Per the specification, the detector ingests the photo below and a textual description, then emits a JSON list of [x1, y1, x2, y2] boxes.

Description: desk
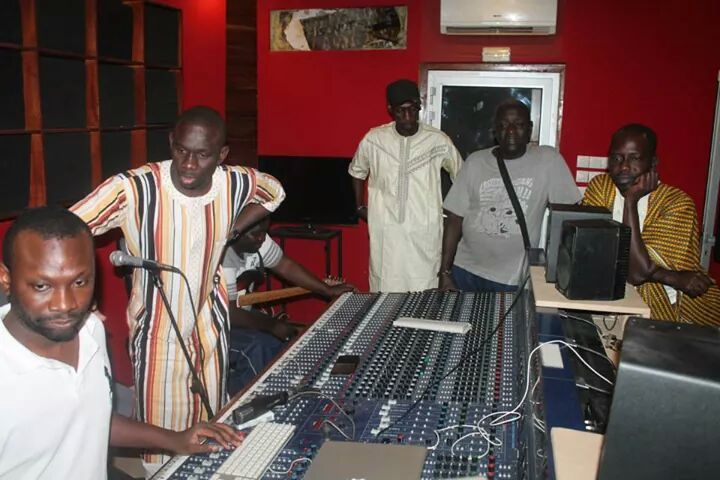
[[530, 266, 650, 317], [271, 226, 342, 278], [551, 428, 603, 480], [533, 266, 641, 480], [530, 266, 649, 362]]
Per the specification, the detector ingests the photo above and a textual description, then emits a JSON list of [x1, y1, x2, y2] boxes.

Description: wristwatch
[[437, 269, 452, 277]]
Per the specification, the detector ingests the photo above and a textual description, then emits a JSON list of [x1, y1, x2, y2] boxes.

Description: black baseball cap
[[386, 79, 420, 107]]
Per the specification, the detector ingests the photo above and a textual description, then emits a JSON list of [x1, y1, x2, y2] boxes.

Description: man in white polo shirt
[[0, 206, 242, 480]]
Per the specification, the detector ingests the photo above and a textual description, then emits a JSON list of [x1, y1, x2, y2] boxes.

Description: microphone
[[109, 250, 180, 273]]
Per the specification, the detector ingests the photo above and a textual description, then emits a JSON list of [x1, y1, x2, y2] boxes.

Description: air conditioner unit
[[440, 0, 557, 35]]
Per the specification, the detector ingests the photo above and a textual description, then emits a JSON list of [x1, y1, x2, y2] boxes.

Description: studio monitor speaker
[[555, 219, 630, 300]]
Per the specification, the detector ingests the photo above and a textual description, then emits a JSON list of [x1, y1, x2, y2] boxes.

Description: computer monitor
[[258, 155, 358, 226]]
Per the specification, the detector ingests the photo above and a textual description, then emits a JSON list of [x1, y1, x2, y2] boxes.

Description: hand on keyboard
[[169, 422, 246, 455]]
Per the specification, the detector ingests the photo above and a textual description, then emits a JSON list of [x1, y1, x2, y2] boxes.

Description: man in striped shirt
[[71, 106, 285, 470]]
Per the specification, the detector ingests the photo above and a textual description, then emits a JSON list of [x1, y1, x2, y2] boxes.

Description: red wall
[[158, 0, 227, 113], [4, 0, 720, 380], [258, 0, 720, 314], [0, 0, 227, 384]]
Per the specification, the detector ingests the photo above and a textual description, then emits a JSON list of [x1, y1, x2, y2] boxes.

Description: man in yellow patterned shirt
[[583, 124, 719, 325]]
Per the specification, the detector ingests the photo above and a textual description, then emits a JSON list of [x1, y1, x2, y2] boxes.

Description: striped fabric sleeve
[[252, 169, 285, 212], [222, 264, 238, 300], [70, 175, 128, 236], [581, 174, 614, 210], [642, 187, 699, 272], [258, 235, 283, 269]]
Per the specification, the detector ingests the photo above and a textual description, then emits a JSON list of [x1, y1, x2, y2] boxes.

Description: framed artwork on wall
[[270, 7, 407, 51], [420, 64, 565, 159]]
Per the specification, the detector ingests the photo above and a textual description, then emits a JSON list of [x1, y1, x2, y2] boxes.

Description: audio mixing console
[[153, 289, 546, 480]]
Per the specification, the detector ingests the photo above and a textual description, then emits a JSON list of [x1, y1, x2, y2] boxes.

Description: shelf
[[0, 0, 181, 217]]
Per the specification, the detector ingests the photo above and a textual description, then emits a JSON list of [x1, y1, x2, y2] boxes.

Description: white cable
[[530, 376, 542, 405], [239, 349, 258, 376], [289, 391, 356, 439], [562, 343, 616, 371], [482, 340, 613, 428], [429, 424, 483, 450], [433, 423, 503, 456], [450, 431, 492, 457], [323, 419, 353, 440], [268, 457, 312, 475], [554, 340, 614, 386], [478, 410, 522, 427], [434, 340, 614, 456]]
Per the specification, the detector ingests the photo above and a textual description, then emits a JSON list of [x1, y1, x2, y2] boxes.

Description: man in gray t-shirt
[[440, 100, 581, 290]]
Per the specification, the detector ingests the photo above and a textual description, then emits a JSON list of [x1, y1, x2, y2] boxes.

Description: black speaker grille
[[613, 225, 631, 298]]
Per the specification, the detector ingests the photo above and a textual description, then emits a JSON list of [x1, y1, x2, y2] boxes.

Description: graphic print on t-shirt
[[471, 177, 533, 238]]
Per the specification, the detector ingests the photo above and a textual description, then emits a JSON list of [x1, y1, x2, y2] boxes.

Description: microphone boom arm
[[148, 271, 215, 419]]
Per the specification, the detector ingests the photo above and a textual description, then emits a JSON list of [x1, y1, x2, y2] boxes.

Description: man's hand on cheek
[[625, 171, 659, 202]]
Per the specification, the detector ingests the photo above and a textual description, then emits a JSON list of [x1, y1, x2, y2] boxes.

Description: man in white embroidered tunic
[[349, 79, 463, 292]]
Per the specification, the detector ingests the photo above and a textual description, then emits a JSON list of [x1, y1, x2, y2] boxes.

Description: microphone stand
[[148, 269, 215, 419]]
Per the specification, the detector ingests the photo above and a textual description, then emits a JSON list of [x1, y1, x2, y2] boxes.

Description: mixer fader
[[154, 290, 540, 480]]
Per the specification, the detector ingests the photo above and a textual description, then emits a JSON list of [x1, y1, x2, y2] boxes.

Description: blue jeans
[[227, 328, 285, 396], [452, 265, 516, 293]]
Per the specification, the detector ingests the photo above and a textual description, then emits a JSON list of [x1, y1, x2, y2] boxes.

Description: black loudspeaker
[[545, 203, 611, 282], [555, 219, 630, 300], [598, 317, 720, 480]]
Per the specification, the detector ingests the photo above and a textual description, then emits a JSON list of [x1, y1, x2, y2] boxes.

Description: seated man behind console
[[582, 124, 720, 325], [222, 218, 354, 395]]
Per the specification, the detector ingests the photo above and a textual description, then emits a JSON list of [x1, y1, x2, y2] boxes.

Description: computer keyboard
[[210, 422, 296, 480]]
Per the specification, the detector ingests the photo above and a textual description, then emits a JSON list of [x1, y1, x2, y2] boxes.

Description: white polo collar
[[0, 304, 101, 376]]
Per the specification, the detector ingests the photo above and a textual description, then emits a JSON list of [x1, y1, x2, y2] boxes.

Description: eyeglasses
[[391, 103, 421, 115]]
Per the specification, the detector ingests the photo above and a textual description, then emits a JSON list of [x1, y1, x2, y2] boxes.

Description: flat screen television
[[258, 155, 358, 225]]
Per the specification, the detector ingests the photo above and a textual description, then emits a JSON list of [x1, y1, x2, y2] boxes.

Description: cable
[[558, 311, 603, 335], [288, 391, 356, 439], [478, 340, 614, 431], [561, 342, 616, 372], [268, 457, 312, 475], [428, 424, 483, 450], [373, 273, 531, 438], [575, 382, 612, 395], [450, 430, 496, 457], [430, 424, 502, 458], [323, 419, 353, 440], [602, 315, 619, 331], [530, 376, 546, 433], [239, 349, 259, 376]]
